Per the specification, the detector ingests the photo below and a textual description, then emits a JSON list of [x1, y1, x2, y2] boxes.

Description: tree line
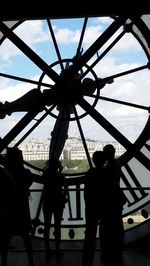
[[27, 159, 89, 173]]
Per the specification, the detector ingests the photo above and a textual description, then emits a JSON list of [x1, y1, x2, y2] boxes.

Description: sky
[[0, 16, 150, 145], [1, 17, 150, 216]]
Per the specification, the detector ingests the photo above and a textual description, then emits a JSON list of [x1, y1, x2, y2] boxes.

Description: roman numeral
[[121, 164, 149, 208]]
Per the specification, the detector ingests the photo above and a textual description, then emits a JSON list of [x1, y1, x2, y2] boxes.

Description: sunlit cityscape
[[12, 137, 125, 161]]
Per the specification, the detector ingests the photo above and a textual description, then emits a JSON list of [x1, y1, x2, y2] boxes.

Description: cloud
[[0, 81, 34, 102], [0, 20, 49, 61], [0, 18, 149, 143]]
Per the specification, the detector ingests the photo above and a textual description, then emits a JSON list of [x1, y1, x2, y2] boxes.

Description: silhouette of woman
[[6, 147, 34, 266], [102, 144, 125, 266], [82, 150, 107, 266], [0, 164, 15, 266], [42, 157, 67, 258]]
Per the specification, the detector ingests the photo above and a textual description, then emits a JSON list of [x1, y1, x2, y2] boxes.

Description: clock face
[[0, 15, 150, 239]]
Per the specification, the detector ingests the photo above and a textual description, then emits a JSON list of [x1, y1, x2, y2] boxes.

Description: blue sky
[[0, 16, 149, 144]]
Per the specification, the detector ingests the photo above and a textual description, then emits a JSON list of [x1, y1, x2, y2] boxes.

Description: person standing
[[42, 157, 67, 258], [0, 163, 15, 266], [102, 144, 125, 266], [6, 147, 34, 266], [82, 150, 107, 266]]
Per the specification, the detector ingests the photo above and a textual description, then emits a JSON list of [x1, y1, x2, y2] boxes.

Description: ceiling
[[1, 3, 150, 21]]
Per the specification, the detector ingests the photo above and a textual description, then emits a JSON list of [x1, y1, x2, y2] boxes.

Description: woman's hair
[[92, 150, 106, 167], [103, 144, 115, 159], [6, 147, 23, 168]]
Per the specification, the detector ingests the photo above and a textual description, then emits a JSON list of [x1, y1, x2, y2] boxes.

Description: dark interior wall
[[1, 3, 150, 21]]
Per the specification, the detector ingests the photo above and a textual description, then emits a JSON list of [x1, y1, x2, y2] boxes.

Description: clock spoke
[[63, 16, 127, 80], [73, 104, 92, 167], [0, 21, 59, 83], [78, 97, 132, 149], [14, 104, 56, 147], [1, 14, 150, 236], [75, 17, 88, 59], [102, 63, 149, 84], [129, 15, 150, 48], [85, 94, 149, 111], [0, 107, 40, 152], [81, 28, 126, 79], [0, 72, 52, 89], [47, 19, 64, 71], [78, 97, 150, 170]]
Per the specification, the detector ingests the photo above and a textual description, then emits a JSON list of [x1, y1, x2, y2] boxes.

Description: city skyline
[[12, 135, 125, 161], [0, 17, 149, 147]]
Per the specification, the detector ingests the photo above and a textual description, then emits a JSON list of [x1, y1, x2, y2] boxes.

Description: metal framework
[[0, 10, 150, 243]]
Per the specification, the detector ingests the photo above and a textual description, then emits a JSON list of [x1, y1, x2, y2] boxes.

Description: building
[[18, 137, 125, 161]]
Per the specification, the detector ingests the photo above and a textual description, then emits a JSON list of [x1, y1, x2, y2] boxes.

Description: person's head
[[6, 147, 23, 168], [92, 150, 106, 167], [103, 144, 115, 160]]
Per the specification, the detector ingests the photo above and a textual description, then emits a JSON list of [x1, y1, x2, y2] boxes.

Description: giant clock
[[0, 14, 150, 242]]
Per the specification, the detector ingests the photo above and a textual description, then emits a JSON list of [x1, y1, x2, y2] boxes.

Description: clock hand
[[61, 16, 127, 82], [78, 97, 150, 170], [82, 77, 114, 96], [49, 104, 71, 160], [0, 88, 55, 119], [0, 21, 59, 83], [48, 77, 111, 160]]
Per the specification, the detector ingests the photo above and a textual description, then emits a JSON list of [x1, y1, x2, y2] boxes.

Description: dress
[[42, 168, 66, 220], [5, 147, 34, 266], [101, 159, 125, 266], [9, 167, 33, 235], [0, 166, 15, 235], [82, 166, 106, 266], [42, 163, 67, 255]]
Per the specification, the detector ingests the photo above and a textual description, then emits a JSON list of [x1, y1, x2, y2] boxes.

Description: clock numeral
[[66, 184, 83, 222], [121, 164, 149, 207], [145, 142, 150, 153]]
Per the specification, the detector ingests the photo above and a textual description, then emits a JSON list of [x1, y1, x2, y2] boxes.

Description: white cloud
[[15, 20, 49, 44], [112, 32, 142, 52], [0, 18, 149, 143], [0, 20, 49, 61], [0, 82, 33, 102], [54, 28, 80, 44], [95, 17, 113, 24]]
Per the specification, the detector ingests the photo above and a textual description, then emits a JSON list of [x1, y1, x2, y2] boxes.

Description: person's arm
[[62, 175, 69, 203]]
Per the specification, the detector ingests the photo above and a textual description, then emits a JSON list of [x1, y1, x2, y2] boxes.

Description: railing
[[29, 174, 150, 241]]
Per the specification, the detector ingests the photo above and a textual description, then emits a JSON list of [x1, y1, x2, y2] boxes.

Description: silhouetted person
[[6, 147, 34, 266], [102, 144, 125, 266], [82, 151, 107, 266], [42, 157, 67, 258], [0, 164, 15, 266]]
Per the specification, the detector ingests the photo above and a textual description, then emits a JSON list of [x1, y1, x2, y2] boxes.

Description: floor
[[1, 236, 150, 266], [3, 248, 150, 266]]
